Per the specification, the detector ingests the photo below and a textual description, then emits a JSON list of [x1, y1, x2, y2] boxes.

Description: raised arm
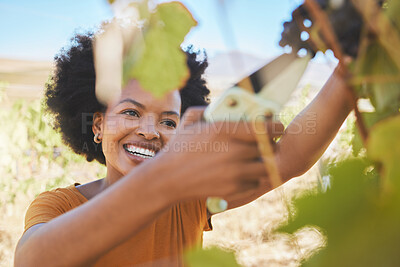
[[276, 66, 352, 180], [226, 65, 352, 210]]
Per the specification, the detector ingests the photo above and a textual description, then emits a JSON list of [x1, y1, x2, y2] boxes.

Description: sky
[[0, 0, 304, 61]]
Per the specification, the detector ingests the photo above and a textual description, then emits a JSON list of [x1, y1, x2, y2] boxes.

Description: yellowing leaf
[[124, 1, 197, 97]]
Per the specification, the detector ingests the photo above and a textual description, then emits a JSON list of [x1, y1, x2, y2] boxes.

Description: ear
[[92, 112, 104, 138]]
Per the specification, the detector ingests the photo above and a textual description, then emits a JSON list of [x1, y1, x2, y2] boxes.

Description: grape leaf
[[352, 111, 394, 156], [367, 115, 400, 186], [385, 0, 400, 31], [277, 159, 391, 267], [124, 1, 197, 97], [278, 159, 378, 234], [185, 247, 240, 267], [278, 157, 400, 267], [355, 41, 400, 113]]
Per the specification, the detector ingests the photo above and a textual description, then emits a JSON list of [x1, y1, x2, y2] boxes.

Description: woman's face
[[96, 80, 181, 178]]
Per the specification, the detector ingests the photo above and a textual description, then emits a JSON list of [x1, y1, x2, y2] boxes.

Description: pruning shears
[[204, 52, 311, 213]]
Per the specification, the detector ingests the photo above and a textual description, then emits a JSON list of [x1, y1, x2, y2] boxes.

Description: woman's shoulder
[[61, 183, 88, 200], [37, 183, 88, 206], [24, 183, 88, 232]]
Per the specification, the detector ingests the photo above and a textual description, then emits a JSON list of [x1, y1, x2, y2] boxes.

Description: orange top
[[24, 183, 211, 267]]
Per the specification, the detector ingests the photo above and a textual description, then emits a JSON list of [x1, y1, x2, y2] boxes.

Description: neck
[[102, 166, 125, 190]]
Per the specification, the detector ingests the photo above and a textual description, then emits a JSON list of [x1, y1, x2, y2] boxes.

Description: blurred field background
[[0, 56, 352, 266]]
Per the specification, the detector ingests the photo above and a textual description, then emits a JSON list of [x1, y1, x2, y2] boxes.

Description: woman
[[15, 23, 352, 264], [14, 33, 284, 266]]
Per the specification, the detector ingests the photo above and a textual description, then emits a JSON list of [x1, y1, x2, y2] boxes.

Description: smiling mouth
[[123, 144, 156, 159]]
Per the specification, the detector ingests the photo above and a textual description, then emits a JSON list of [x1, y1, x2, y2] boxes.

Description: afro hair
[[45, 32, 210, 165]]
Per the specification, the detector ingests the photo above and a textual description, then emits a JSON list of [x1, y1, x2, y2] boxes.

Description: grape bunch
[[279, 0, 384, 58]]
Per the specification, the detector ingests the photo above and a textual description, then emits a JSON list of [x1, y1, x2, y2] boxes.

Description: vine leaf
[[352, 111, 393, 156], [123, 1, 197, 97], [355, 40, 400, 113], [385, 0, 400, 31], [278, 159, 377, 235], [185, 247, 240, 267], [367, 115, 400, 186], [277, 159, 391, 267]]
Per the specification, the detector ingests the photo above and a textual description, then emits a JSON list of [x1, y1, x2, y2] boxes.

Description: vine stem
[[253, 119, 282, 189], [304, 0, 369, 144]]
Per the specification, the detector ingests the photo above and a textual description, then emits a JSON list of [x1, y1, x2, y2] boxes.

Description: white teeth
[[145, 149, 155, 157], [125, 145, 155, 158]]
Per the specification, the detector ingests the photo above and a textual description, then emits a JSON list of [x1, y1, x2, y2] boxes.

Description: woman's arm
[[225, 66, 352, 210], [15, 108, 271, 266], [276, 66, 352, 180], [15, 160, 183, 266]]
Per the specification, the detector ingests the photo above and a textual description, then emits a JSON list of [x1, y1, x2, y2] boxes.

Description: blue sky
[[0, 0, 303, 61]]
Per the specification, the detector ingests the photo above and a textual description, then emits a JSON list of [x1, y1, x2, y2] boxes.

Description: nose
[[135, 117, 160, 140]]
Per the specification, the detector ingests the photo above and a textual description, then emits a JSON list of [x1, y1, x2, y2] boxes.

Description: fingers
[[223, 176, 272, 208], [180, 106, 206, 127], [236, 161, 268, 180], [229, 142, 262, 161], [265, 119, 285, 139]]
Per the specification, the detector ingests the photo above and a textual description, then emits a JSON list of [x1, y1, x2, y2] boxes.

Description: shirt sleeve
[[24, 185, 86, 233], [24, 191, 64, 232]]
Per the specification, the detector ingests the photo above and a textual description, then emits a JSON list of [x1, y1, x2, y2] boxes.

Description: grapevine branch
[[351, 0, 400, 72], [304, 0, 369, 144], [253, 119, 282, 189], [351, 75, 400, 85]]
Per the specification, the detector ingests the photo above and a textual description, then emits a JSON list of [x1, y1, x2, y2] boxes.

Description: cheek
[[159, 128, 177, 143], [102, 117, 139, 153], [103, 117, 138, 137]]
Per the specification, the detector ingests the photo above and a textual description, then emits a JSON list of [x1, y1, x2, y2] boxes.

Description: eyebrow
[[119, 98, 146, 109], [162, 111, 180, 117], [119, 98, 180, 117]]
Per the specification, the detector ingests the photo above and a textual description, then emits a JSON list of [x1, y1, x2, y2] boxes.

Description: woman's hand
[[152, 107, 284, 201]]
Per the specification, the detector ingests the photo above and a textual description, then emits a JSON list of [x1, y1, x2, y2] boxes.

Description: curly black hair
[[45, 32, 210, 165]]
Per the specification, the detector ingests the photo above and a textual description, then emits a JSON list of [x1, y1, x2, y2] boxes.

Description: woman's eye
[[161, 120, 177, 128], [122, 110, 140, 117]]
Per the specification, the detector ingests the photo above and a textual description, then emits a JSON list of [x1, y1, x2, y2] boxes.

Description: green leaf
[[185, 247, 241, 267], [124, 1, 197, 97], [352, 111, 395, 156], [278, 158, 377, 234], [367, 115, 400, 186], [355, 41, 400, 113], [278, 158, 389, 267], [385, 0, 400, 35]]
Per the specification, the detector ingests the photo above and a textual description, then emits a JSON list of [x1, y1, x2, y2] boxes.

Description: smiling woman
[[96, 80, 182, 180], [14, 32, 284, 267], [11, 10, 358, 264]]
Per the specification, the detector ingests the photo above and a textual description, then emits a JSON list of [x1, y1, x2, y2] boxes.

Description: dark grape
[[280, 0, 384, 58]]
